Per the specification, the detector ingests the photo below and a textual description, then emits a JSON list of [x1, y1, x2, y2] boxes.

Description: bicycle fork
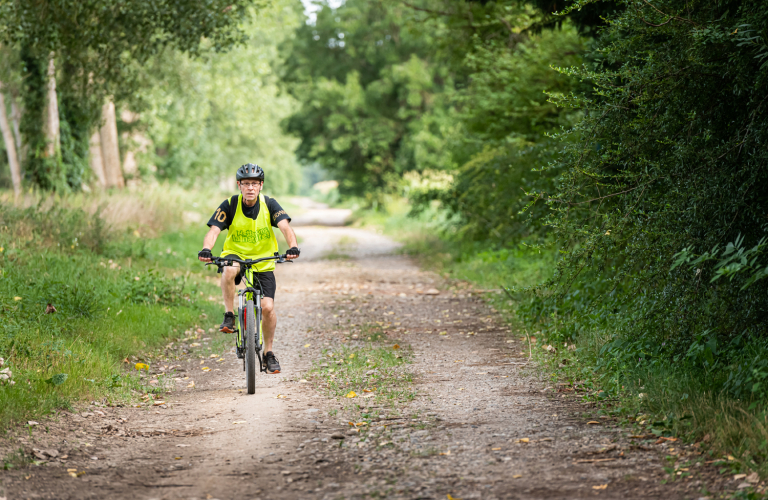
[[237, 291, 266, 372]]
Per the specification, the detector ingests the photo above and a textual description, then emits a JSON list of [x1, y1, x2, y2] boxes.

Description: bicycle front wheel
[[245, 298, 257, 394]]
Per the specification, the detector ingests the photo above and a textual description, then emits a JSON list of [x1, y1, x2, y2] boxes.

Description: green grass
[[306, 342, 415, 406], [2, 447, 31, 470], [0, 201, 223, 429]]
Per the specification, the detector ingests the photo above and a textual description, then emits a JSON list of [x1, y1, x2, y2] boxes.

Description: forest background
[[1, 0, 767, 479]]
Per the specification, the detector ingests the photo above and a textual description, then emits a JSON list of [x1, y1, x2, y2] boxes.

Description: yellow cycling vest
[[221, 194, 279, 272]]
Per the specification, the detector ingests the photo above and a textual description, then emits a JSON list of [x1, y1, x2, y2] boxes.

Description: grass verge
[[306, 341, 414, 407], [0, 197, 223, 430]]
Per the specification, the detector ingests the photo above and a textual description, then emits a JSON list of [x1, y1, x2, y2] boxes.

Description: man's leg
[[257, 271, 280, 373], [221, 263, 240, 312], [219, 263, 240, 333], [262, 297, 276, 353]]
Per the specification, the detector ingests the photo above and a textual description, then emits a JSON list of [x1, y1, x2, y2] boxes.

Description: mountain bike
[[206, 252, 291, 394]]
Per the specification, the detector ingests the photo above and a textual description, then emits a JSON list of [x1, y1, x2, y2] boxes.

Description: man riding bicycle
[[197, 163, 299, 374]]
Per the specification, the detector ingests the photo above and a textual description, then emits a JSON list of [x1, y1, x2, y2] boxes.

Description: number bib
[[221, 194, 279, 272]]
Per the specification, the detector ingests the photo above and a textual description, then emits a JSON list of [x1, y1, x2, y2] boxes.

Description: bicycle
[[206, 252, 291, 394]]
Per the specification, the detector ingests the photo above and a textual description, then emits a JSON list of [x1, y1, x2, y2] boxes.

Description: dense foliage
[[536, 0, 768, 399], [282, 1, 588, 236], [285, 0, 768, 412], [0, 0, 303, 192], [282, 1, 454, 196], [134, 0, 303, 191]]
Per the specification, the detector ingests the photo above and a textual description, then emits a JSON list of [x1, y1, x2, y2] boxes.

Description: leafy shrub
[[533, 0, 768, 399], [122, 268, 193, 305]]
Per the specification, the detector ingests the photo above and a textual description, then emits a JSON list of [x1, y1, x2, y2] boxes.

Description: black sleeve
[[207, 198, 232, 230], [265, 196, 291, 227]]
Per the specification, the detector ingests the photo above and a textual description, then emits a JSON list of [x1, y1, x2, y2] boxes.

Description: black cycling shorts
[[223, 256, 277, 299]]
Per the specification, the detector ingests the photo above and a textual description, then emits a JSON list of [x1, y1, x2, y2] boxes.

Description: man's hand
[[286, 247, 300, 260], [198, 248, 213, 262]]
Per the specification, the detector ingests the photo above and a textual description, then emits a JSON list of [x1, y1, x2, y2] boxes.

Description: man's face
[[238, 180, 263, 201]]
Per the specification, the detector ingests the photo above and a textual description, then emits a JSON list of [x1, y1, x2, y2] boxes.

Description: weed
[[2, 448, 30, 470], [360, 323, 387, 342], [308, 343, 414, 402]]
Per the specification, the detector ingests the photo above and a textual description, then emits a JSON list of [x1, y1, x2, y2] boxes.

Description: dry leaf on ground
[[516, 438, 529, 443], [593, 485, 608, 490], [655, 436, 678, 444]]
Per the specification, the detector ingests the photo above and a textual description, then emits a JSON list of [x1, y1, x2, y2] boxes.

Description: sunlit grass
[[0, 198, 224, 429], [306, 343, 414, 405]]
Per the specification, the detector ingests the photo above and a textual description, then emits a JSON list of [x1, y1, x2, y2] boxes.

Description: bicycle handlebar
[[204, 252, 292, 269]]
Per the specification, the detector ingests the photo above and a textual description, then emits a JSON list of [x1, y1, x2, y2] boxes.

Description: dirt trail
[[1, 222, 714, 500]]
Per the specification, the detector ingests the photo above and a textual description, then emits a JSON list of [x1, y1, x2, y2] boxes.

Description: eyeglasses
[[240, 182, 261, 189]]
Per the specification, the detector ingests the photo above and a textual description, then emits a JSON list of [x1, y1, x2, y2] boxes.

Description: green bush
[[534, 0, 768, 396]]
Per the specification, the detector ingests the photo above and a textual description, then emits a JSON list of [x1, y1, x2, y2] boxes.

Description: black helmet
[[236, 163, 264, 182]]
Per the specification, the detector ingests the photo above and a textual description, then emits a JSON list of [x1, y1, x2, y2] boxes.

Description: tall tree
[[0, 83, 21, 196], [99, 100, 123, 188], [41, 54, 60, 159], [282, 0, 452, 197], [0, 0, 257, 190], [139, 0, 303, 192], [88, 130, 106, 188]]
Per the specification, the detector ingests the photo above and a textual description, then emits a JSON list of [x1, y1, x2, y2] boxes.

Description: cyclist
[[197, 163, 300, 374]]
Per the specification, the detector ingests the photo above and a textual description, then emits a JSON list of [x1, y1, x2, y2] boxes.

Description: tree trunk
[[0, 85, 21, 196], [10, 101, 21, 153], [88, 131, 106, 188], [99, 100, 123, 188], [42, 53, 60, 158]]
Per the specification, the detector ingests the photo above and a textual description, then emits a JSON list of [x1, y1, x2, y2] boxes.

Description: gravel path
[[0, 223, 717, 499]]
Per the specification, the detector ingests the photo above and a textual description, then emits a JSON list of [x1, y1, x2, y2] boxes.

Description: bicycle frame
[[236, 266, 265, 372]]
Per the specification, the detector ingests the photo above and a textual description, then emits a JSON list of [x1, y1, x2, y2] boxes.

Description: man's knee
[[262, 299, 275, 314], [222, 265, 239, 282]]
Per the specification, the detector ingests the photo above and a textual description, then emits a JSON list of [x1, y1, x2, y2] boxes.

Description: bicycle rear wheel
[[245, 298, 257, 394]]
